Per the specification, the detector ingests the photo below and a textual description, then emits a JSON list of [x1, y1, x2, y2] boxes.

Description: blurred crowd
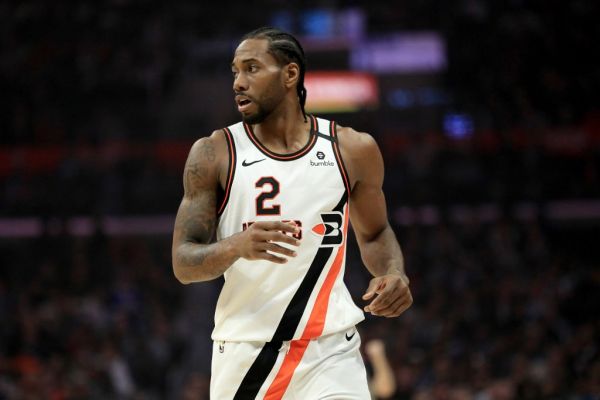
[[445, 0, 599, 129], [1, 1, 598, 142], [1, 1, 599, 399], [0, 231, 206, 399], [3, 128, 599, 218], [1, 1, 599, 216], [0, 218, 597, 399], [357, 219, 599, 400]]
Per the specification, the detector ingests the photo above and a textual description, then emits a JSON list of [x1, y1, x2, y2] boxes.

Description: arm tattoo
[[183, 162, 208, 197], [176, 191, 216, 243], [200, 141, 216, 162], [175, 244, 210, 268], [173, 189, 217, 268], [173, 136, 237, 281], [183, 139, 216, 196]]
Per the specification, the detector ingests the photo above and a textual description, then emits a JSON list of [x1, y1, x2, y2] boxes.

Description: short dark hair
[[241, 27, 308, 121]]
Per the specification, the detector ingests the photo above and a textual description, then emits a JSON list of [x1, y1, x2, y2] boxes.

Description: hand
[[233, 221, 300, 264], [362, 274, 412, 317], [365, 339, 386, 359]]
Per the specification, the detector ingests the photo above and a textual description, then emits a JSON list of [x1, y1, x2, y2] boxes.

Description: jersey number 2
[[255, 177, 280, 215]]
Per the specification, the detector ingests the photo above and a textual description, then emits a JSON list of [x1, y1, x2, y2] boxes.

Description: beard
[[239, 81, 285, 124], [241, 105, 268, 124]]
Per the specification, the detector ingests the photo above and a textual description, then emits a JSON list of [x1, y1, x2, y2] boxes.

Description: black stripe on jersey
[[333, 192, 348, 213], [231, 189, 348, 397], [330, 120, 352, 196], [313, 131, 337, 143], [271, 246, 334, 342], [243, 115, 319, 161], [217, 127, 236, 216], [233, 340, 282, 400]]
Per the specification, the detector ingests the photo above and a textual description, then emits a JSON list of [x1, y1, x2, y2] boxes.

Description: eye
[[248, 64, 259, 73]]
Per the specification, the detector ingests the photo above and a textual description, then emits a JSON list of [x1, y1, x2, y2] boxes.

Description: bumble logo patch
[[310, 151, 334, 167]]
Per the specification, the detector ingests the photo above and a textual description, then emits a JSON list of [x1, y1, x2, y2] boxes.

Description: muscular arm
[[341, 128, 407, 280], [172, 131, 300, 284], [339, 127, 411, 317], [172, 131, 238, 283]]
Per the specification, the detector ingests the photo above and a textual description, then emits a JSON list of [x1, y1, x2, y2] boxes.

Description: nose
[[233, 72, 248, 93]]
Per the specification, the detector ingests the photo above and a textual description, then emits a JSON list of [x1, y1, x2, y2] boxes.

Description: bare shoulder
[[336, 125, 380, 158], [183, 129, 229, 194], [336, 125, 383, 187], [187, 129, 228, 164]]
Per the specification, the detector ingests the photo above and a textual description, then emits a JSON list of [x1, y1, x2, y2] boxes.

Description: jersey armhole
[[330, 121, 351, 197], [217, 127, 236, 216]]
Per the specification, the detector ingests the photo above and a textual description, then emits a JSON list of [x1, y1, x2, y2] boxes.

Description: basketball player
[[172, 27, 412, 399]]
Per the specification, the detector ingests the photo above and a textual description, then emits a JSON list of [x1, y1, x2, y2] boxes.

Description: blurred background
[[1, 1, 599, 399]]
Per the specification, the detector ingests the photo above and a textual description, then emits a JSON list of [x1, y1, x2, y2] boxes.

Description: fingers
[[252, 220, 299, 235], [241, 220, 301, 263], [247, 241, 297, 263], [362, 277, 385, 300], [376, 292, 410, 317], [258, 251, 289, 264], [391, 296, 412, 317], [262, 230, 300, 247], [367, 285, 401, 311], [365, 285, 413, 317], [261, 242, 297, 258], [250, 221, 301, 246]]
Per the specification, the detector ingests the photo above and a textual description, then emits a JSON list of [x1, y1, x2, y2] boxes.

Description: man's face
[[231, 39, 286, 124]]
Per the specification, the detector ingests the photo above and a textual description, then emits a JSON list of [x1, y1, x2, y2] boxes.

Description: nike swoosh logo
[[242, 158, 266, 167], [345, 331, 356, 341]]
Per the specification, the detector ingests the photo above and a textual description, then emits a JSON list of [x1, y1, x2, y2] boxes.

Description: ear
[[283, 62, 300, 89]]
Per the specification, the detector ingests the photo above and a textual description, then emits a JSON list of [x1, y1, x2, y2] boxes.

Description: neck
[[251, 100, 310, 153]]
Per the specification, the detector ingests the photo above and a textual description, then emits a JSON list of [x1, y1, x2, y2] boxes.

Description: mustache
[[234, 92, 255, 101]]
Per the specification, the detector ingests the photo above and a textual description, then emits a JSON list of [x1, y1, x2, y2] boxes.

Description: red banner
[[304, 72, 379, 113]]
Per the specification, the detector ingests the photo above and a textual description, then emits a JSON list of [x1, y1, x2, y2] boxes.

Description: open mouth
[[236, 95, 253, 112]]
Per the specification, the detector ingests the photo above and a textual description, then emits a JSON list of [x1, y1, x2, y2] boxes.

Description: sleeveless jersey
[[213, 115, 364, 342]]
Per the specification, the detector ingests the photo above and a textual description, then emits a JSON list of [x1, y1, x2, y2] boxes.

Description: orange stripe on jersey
[[217, 127, 236, 216], [301, 203, 349, 339], [264, 204, 350, 398], [263, 340, 310, 400]]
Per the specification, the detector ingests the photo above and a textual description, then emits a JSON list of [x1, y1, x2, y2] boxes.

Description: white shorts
[[210, 327, 370, 400]]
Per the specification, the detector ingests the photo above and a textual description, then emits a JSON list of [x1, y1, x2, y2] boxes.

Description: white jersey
[[213, 115, 364, 342]]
